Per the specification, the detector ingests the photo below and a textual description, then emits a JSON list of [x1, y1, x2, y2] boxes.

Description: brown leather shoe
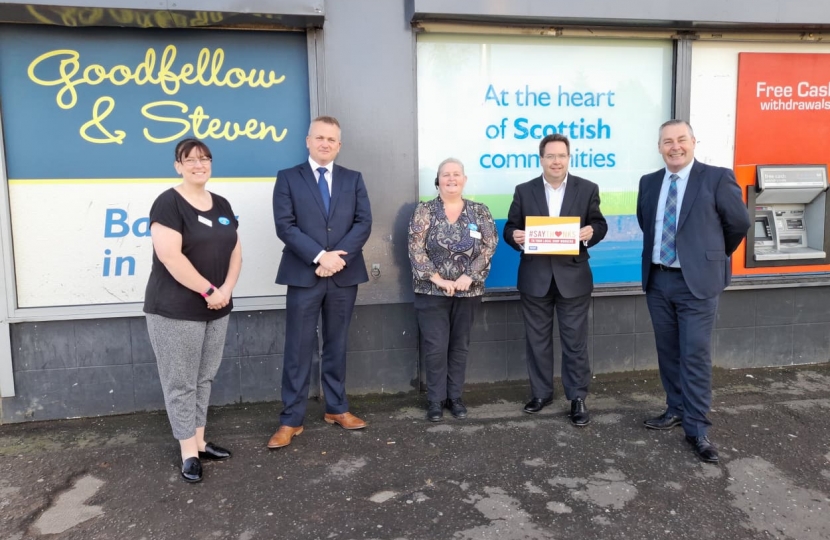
[[324, 412, 367, 430], [267, 425, 304, 448]]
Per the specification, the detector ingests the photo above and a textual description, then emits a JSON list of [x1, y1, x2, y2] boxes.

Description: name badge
[[470, 230, 482, 239], [198, 215, 213, 227]]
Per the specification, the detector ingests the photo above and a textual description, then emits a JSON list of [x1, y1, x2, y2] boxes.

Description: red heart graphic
[[554, 231, 562, 237]]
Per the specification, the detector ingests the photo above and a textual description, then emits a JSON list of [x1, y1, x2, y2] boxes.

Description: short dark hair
[[539, 133, 570, 157], [175, 138, 212, 162], [311, 115, 341, 129]]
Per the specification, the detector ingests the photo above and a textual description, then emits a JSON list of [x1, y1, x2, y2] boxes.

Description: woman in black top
[[144, 138, 242, 483]]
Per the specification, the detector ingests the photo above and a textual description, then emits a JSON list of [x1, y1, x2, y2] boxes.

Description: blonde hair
[[437, 157, 465, 176]]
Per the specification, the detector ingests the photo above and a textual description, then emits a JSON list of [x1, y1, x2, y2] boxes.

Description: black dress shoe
[[523, 397, 554, 414], [644, 410, 683, 430], [181, 457, 203, 483], [685, 435, 719, 463], [447, 398, 467, 419], [198, 442, 231, 461], [569, 398, 590, 426], [427, 401, 444, 422]]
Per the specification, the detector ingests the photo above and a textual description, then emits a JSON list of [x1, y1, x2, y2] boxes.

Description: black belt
[[652, 263, 682, 273]]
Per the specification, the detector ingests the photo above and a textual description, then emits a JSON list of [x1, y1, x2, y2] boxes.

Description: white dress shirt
[[309, 157, 333, 195], [544, 174, 568, 217]]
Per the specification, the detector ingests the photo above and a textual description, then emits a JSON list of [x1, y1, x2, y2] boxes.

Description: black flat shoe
[[199, 442, 231, 461], [427, 401, 444, 422], [447, 398, 468, 419], [181, 457, 203, 483], [685, 435, 720, 464], [644, 410, 683, 430], [569, 398, 590, 426], [523, 396, 554, 414]]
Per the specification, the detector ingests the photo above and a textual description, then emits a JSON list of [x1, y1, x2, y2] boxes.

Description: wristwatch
[[201, 286, 215, 298]]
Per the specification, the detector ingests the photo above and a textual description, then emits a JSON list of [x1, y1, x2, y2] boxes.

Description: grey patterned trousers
[[145, 313, 230, 440]]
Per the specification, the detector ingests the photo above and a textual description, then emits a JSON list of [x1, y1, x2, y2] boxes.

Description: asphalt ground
[[1, 363, 830, 540]]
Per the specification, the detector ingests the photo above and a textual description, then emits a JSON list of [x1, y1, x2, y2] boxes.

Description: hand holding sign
[[524, 216, 581, 255]]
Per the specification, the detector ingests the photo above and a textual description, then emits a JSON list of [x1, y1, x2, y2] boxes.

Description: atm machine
[[746, 165, 830, 267]]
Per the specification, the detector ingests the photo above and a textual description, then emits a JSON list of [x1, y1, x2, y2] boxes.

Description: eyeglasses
[[181, 157, 212, 166], [543, 154, 569, 162]]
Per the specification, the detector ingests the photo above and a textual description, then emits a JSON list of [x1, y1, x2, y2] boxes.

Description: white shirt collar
[[665, 160, 694, 182], [543, 173, 568, 191], [309, 157, 334, 176]]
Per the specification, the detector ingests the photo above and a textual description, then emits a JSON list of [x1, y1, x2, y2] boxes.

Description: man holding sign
[[504, 134, 607, 426]]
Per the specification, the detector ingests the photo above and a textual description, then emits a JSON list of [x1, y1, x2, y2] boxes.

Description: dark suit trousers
[[646, 269, 718, 438], [280, 278, 357, 427], [520, 277, 591, 401], [414, 293, 480, 403]]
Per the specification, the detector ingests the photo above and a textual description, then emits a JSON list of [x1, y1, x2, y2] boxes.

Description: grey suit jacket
[[503, 174, 608, 298], [636, 160, 750, 299]]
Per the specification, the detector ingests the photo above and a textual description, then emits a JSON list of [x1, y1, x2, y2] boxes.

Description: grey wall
[[3, 286, 829, 423], [412, 0, 830, 27], [320, 0, 419, 306], [0, 303, 420, 423]]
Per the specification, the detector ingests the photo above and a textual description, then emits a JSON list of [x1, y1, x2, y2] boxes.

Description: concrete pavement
[[1, 363, 830, 540]]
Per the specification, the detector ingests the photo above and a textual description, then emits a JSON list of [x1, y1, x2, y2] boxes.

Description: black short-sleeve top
[[143, 188, 239, 321]]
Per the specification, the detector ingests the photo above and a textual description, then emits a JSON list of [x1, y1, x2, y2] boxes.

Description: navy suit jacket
[[503, 174, 608, 298], [636, 160, 750, 299], [273, 161, 372, 288]]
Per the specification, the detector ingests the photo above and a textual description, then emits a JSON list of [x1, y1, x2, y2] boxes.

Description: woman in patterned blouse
[[408, 158, 499, 422]]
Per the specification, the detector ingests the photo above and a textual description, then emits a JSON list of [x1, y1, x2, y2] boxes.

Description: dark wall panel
[[3, 287, 830, 423]]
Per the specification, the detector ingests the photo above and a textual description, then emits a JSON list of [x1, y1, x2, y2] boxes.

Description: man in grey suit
[[637, 119, 750, 463], [504, 134, 608, 426]]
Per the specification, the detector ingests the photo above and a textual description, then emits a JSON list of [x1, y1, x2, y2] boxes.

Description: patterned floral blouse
[[408, 197, 499, 297]]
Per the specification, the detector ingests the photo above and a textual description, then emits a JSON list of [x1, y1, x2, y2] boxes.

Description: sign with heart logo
[[524, 216, 581, 255]]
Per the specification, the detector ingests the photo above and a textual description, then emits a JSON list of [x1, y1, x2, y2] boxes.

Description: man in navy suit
[[637, 120, 749, 463], [268, 116, 372, 449], [504, 134, 607, 426]]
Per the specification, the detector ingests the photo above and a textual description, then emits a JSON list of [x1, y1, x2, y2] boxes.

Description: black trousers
[[520, 275, 591, 401], [415, 293, 481, 403]]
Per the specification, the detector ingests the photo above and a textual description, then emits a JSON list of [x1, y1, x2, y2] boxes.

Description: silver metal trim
[[674, 38, 693, 121], [0, 106, 15, 396]]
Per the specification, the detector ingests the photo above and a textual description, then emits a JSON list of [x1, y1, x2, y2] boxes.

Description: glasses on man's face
[[543, 154, 569, 162], [181, 157, 212, 166]]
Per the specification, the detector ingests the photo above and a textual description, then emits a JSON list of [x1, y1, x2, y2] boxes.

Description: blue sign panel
[[0, 25, 310, 307], [0, 25, 310, 180]]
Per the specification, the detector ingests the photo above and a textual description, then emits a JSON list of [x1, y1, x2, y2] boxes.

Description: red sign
[[733, 52, 830, 276], [735, 53, 830, 165]]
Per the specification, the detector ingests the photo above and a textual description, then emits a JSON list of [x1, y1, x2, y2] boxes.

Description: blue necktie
[[317, 167, 330, 214], [660, 173, 679, 266]]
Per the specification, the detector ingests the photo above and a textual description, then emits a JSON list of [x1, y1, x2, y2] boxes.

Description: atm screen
[[755, 217, 772, 241]]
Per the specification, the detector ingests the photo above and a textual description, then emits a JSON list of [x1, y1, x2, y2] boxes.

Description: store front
[[1, 0, 829, 423]]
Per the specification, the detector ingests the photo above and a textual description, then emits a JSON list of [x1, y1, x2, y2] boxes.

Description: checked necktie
[[317, 167, 330, 214], [659, 173, 679, 265]]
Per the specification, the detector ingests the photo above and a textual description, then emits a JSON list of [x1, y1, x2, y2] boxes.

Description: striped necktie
[[660, 173, 679, 265]]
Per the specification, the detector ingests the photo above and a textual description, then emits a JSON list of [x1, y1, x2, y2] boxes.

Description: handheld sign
[[525, 216, 581, 255]]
